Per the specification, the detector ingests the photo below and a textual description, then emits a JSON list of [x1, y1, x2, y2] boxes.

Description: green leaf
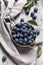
[[28, 20, 37, 25], [36, 46, 42, 59], [28, 2, 33, 10], [24, 1, 33, 10], [24, 0, 38, 10]]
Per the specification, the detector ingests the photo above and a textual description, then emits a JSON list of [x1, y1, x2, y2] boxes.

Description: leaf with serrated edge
[[36, 46, 42, 59], [24, 0, 38, 10], [28, 20, 37, 26]]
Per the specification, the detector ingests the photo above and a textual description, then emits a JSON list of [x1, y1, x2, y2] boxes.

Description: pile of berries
[[11, 22, 40, 45], [25, 7, 38, 20]]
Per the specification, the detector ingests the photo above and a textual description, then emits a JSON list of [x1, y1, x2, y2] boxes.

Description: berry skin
[[15, 0, 18, 2], [19, 41, 22, 44], [25, 10, 29, 15], [20, 18, 24, 22], [29, 35, 33, 39], [2, 56, 7, 62], [22, 26, 26, 29], [31, 12, 34, 17], [16, 28, 19, 32], [12, 34, 16, 40], [12, 31, 15, 35], [27, 30, 30, 34], [30, 31, 33, 35], [12, 26, 17, 31], [19, 38, 23, 44], [20, 28, 23, 32], [16, 34, 20, 38], [32, 15, 37, 20], [15, 39, 18, 43], [23, 29, 27, 33], [32, 34, 36, 40], [20, 34, 23, 38], [24, 38, 28, 43], [31, 38, 34, 42], [33, 30, 36, 34], [36, 30, 40, 35], [24, 33, 28, 37], [34, 7, 38, 13], [28, 40, 32, 44]]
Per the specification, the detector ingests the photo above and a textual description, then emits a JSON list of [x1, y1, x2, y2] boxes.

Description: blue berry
[[20, 28, 23, 32], [31, 38, 34, 42], [12, 34, 16, 40], [30, 32, 33, 35], [24, 38, 28, 43], [12, 31, 15, 35], [28, 40, 32, 44], [34, 7, 38, 13], [25, 10, 29, 15], [12, 26, 17, 31], [20, 22, 25, 26], [16, 28, 19, 32], [22, 26, 26, 29], [24, 33, 28, 37], [31, 12, 34, 17], [19, 38, 22, 44], [32, 34, 36, 40], [27, 30, 30, 34], [23, 29, 27, 33], [2, 56, 7, 62], [29, 35, 33, 39], [19, 41, 22, 44], [20, 34, 23, 38], [15, 39, 18, 43], [33, 30, 36, 34], [36, 30, 40, 35], [20, 18, 24, 22], [15, 0, 18, 2], [16, 23, 21, 28], [16, 34, 20, 38], [32, 15, 37, 20]]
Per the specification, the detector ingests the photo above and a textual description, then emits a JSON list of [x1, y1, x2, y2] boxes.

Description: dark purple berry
[[32, 15, 37, 20], [25, 10, 29, 15], [36, 30, 40, 35], [34, 7, 38, 13], [20, 18, 24, 22], [2, 56, 7, 62], [31, 12, 34, 17], [15, 0, 18, 2]]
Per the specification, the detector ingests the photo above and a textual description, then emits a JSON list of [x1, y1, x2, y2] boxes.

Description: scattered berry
[[34, 7, 38, 13], [2, 56, 7, 62], [25, 9, 29, 15], [31, 12, 34, 17], [32, 15, 37, 20], [36, 30, 40, 35], [15, 0, 18, 2], [20, 18, 24, 22]]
